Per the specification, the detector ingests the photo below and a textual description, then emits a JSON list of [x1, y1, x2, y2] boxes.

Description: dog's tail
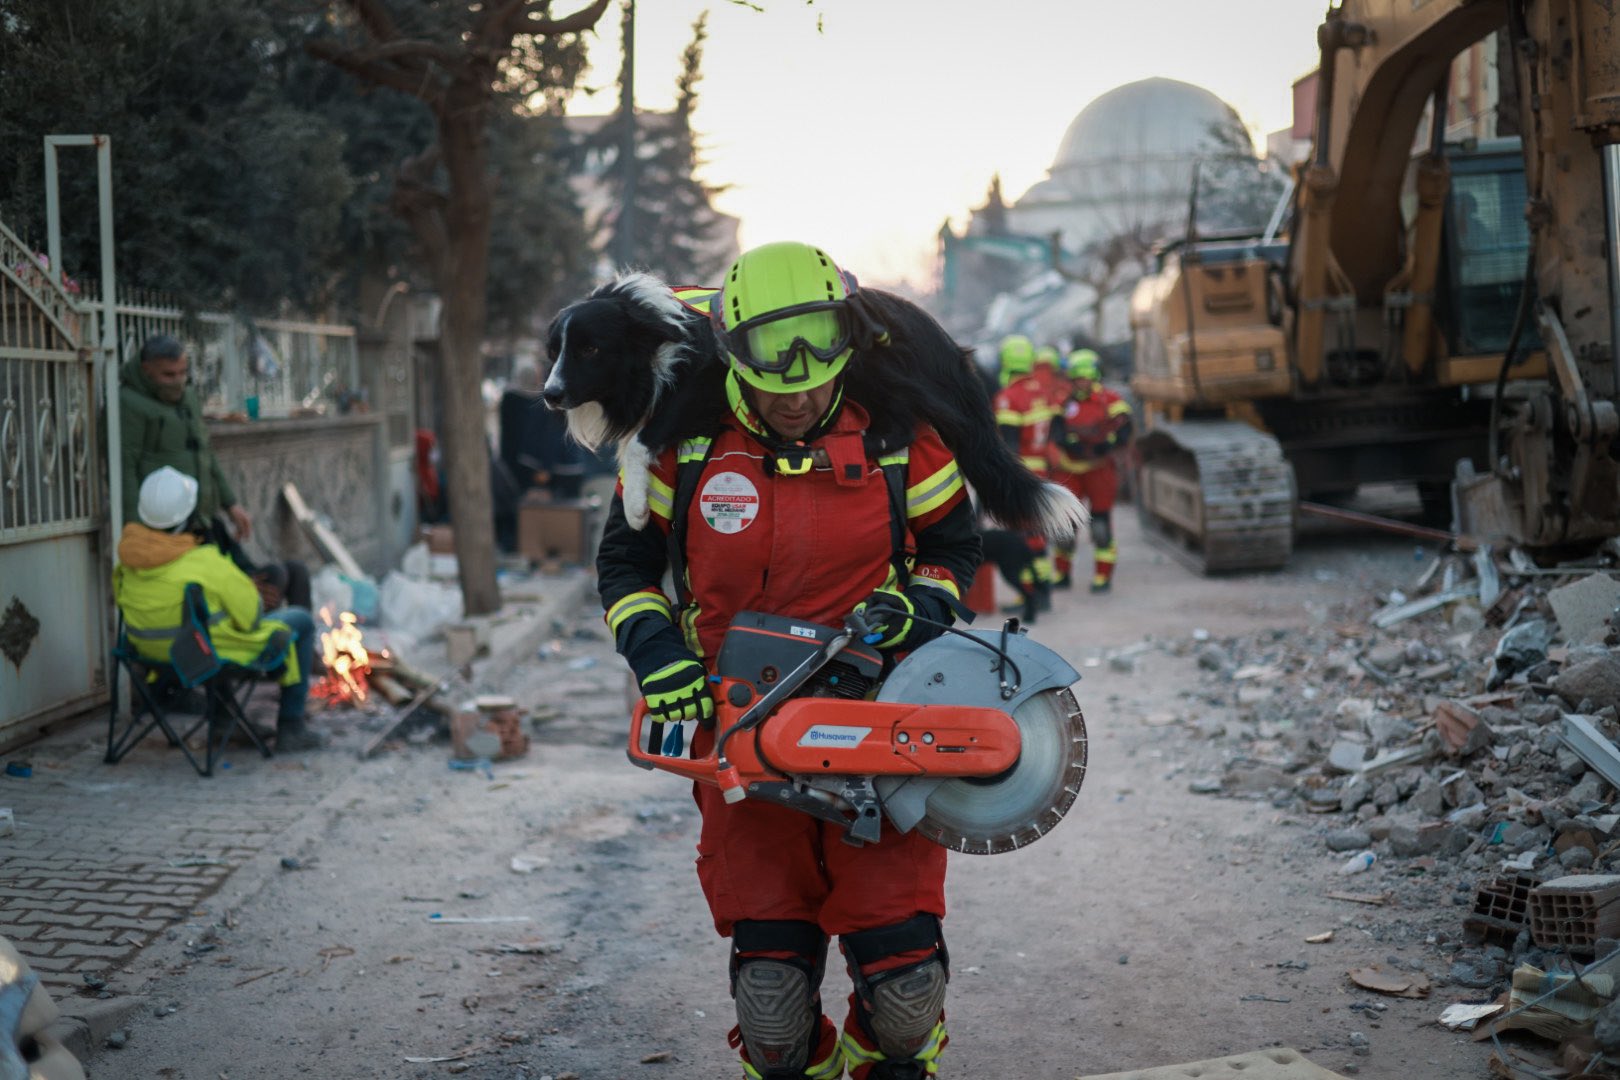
[[903, 339, 1088, 538]]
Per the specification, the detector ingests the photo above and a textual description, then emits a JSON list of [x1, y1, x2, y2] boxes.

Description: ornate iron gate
[[0, 218, 106, 747]]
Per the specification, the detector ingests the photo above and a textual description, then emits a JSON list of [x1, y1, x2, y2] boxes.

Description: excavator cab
[[1436, 139, 1537, 357]]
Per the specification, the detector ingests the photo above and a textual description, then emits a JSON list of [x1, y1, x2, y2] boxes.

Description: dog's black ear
[[848, 293, 890, 349], [620, 298, 688, 344]]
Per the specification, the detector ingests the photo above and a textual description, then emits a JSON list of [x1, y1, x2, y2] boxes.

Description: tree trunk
[[433, 86, 502, 616]]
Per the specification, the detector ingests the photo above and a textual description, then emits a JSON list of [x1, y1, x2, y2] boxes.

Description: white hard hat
[[137, 466, 199, 530]]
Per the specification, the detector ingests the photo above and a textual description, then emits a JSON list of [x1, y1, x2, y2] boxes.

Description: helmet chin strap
[[728, 373, 846, 449]]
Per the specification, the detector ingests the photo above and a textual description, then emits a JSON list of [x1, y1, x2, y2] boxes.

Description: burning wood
[[315, 607, 373, 704]]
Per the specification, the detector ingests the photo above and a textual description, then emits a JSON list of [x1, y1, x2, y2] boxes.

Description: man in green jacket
[[121, 334, 309, 610]]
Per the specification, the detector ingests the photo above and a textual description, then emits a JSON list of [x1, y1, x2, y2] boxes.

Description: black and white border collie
[[542, 271, 1085, 537]]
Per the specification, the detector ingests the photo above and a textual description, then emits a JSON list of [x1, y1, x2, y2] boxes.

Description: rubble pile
[[1177, 549, 1620, 1072]]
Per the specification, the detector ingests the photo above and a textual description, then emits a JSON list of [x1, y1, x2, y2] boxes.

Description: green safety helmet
[[1065, 348, 1101, 381], [712, 241, 859, 394], [1035, 345, 1060, 370], [998, 335, 1035, 385]]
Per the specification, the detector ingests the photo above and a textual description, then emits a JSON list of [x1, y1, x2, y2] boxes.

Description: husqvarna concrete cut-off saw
[[627, 609, 1087, 853]]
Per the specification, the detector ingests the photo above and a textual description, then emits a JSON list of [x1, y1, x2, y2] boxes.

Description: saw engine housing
[[626, 611, 1087, 852]]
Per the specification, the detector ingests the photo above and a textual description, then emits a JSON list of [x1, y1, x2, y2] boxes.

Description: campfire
[[314, 607, 373, 704]]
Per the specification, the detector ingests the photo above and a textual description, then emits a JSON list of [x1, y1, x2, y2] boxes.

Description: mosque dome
[[1051, 77, 1242, 171]]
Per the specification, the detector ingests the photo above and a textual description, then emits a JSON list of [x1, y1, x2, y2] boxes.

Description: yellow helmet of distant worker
[[1065, 348, 1101, 381], [1034, 345, 1060, 370], [998, 335, 1035, 386]]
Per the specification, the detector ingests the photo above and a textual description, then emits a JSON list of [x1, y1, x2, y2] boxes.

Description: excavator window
[[1441, 143, 1537, 356]]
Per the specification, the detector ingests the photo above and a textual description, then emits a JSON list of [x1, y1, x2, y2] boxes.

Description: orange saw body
[[625, 610, 1088, 852]]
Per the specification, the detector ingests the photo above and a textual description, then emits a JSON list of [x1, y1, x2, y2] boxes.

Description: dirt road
[[88, 513, 1493, 1079]]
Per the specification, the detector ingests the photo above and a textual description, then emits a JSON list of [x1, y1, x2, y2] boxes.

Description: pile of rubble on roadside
[[1173, 543, 1620, 1074]]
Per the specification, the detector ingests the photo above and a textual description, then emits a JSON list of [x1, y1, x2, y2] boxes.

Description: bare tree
[[308, 0, 611, 615]]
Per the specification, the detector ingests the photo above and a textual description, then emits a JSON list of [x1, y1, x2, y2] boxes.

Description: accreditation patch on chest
[[698, 471, 761, 533]]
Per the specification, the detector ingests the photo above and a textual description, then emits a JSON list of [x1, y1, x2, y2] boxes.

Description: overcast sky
[[566, 1, 1327, 287]]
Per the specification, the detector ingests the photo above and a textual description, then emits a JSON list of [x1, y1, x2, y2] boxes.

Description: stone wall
[[207, 414, 392, 578]]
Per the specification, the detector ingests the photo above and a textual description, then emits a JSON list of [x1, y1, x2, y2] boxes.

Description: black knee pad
[[731, 920, 828, 1079], [840, 915, 949, 1062], [1090, 510, 1113, 550]]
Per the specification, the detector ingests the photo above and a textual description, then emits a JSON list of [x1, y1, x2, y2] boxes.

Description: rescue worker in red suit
[[597, 242, 981, 1079], [1031, 344, 1070, 415], [991, 334, 1055, 613], [1051, 349, 1133, 592]]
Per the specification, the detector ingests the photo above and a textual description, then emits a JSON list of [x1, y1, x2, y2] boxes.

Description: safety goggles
[[713, 300, 855, 375]]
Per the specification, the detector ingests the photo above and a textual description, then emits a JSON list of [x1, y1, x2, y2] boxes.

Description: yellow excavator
[[1129, 0, 1620, 571]]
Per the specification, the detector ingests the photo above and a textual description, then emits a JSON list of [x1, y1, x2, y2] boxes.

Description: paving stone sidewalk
[[0, 569, 593, 999]]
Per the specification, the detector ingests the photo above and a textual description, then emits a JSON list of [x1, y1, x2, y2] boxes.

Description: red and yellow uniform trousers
[[598, 398, 978, 1078], [1052, 388, 1133, 589]]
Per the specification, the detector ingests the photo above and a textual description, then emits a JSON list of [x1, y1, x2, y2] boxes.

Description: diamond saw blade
[[914, 687, 1087, 855]]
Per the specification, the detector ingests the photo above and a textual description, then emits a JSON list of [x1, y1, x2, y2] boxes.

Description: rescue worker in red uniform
[[991, 335, 1055, 613], [1031, 344, 1070, 413], [597, 242, 981, 1079], [1051, 349, 1133, 592]]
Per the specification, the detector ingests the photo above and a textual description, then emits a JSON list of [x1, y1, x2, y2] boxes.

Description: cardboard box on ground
[[423, 524, 455, 555], [518, 494, 594, 565]]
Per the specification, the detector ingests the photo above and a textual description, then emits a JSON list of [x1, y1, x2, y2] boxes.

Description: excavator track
[[1135, 421, 1296, 574]]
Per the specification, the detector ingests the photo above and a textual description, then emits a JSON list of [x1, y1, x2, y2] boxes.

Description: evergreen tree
[[589, 12, 734, 282], [0, 0, 354, 312]]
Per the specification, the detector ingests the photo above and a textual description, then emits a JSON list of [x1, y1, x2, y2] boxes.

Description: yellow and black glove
[[639, 656, 714, 725], [853, 588, 927, 651]]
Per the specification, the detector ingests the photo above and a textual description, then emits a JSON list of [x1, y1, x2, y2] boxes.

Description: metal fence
[[82, 288, 359, 418], [0, 226, 96, 544]]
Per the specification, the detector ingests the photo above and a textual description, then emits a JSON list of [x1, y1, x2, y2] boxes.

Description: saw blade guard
[[875, 628, 1087, 854]]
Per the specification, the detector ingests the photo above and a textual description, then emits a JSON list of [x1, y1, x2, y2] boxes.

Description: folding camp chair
[[106, 583, 285, 777]]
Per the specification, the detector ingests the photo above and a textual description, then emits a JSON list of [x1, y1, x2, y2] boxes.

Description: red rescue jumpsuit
[[992, 373, 1057, 599], [598, 391, 979, 1077], [1052, 385, 1132, 587]]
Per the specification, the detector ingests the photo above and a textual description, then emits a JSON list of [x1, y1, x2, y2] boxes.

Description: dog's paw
[[620, 439, 654, 531]]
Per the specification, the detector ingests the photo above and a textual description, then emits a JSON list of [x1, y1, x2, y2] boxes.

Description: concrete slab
[[1080, 1047, 1353, 1080], [1548, 572, 1620, 645]]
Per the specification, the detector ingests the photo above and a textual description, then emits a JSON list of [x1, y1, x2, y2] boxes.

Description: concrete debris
[[1548, 574, 1620, 647], [1554, 654, 1620, 712], [1169, 542, 1620, 1066]]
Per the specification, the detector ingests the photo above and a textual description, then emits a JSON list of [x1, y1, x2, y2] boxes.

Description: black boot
[[276, 715, 329, 752]]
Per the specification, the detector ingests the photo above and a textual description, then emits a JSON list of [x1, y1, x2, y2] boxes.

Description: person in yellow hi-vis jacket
[[113, 467, 326, 751]]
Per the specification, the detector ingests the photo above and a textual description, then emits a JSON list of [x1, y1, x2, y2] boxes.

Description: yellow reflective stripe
[[911, 574, 960, 601], [840, 1034, 883, 1067], [1106, 399, 1132, 417], [805, 1046, 844, 1080], [877, 448, 909, 468], [1056, 456, 1099, 474], [996, 408, 1030, 425], [680, 599, 705, 657], [605, 590, 672, 635], [1095, 543, 1118, 559], [906, 460, 964, 519], [839, 1023, 946, 1072], [677, 437, 713, 463], [1020, 455, 1048, 470], [646, 471, 675, 519], [743, 1047, 841, 1080]]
